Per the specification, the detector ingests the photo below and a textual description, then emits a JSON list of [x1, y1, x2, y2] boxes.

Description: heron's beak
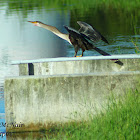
[[28, 21, 35, 23], [28, 21, 38, 26]]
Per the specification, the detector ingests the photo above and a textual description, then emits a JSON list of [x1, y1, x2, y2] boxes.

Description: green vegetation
[[1, 0, 140, 11], [2, 0, 139, 38], [46, 89, 140, 140], [1, 0, 140, 15]]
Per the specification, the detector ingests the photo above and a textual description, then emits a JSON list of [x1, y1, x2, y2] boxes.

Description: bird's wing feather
[[64, 25, 81, 35], [77, 21, 109, 44], [64, 25, 123, 66], [64, 25, 94, 50]]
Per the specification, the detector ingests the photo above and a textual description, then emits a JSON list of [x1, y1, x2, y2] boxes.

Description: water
[[0, 91, 6, 140], [0, 0, 140, 139]]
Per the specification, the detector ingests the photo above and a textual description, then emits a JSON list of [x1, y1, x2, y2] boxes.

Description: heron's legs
[[81, 50, 85, 56], [74, 47, 78, 57], [75, 50, 85, 57], [74, 52, 77, 57]]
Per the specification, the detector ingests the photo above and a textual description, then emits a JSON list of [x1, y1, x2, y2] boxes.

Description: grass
[[45, 89, 140, 140], [2, 0, 140, 10], [1, 0, 140, 14], [6, 87, 140, 140]]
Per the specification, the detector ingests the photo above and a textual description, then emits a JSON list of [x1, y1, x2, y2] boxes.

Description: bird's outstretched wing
[[64, 25, 123, 66], [77, 21, 109, 44], [64, 25, 81, 36]]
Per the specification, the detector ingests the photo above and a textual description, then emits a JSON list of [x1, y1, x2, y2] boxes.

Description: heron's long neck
[[40, 23, 71, 44]]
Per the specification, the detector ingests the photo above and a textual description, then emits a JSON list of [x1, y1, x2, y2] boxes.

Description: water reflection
[[0, 3, 70, 87], [1, 9, 69, 60]]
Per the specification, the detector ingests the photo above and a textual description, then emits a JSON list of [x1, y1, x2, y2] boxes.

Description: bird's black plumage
[[64, 24, 123, 66], [64, 25, 94, 57], [28, 20, 123, 66], [77, 21, 109, 44]]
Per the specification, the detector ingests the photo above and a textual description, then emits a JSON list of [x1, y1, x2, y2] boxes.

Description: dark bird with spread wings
[[28, 21, 123, 66]]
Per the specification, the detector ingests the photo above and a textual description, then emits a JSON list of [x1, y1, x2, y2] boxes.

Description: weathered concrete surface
[[19, 64, 28, 76], [15, 57, 140, 76], [32, 59, 140, 75], [4, 71, 140, 132]]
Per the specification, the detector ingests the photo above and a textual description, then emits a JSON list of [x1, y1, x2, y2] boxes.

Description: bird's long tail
[[93, 47, 123, 66]]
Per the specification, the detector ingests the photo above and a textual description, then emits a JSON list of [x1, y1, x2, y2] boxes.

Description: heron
[[28, 21, 123, 65]]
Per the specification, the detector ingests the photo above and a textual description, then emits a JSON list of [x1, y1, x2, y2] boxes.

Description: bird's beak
[[28, 21, 38, 26], [28, 21, 35, 23]]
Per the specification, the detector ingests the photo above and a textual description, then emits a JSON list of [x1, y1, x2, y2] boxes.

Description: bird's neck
[[40, 23, 71, 44]]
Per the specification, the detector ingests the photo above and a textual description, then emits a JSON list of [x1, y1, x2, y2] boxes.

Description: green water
[[0, 0, 140, 60]]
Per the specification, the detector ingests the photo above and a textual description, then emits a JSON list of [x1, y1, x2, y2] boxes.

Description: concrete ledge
[[4, 71, 140, 132], [10, 55, 140, 76], [11, 54, 140, 64]]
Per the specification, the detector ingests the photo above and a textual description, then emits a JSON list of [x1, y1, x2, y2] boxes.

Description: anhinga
[[28, 21, 123, 66]]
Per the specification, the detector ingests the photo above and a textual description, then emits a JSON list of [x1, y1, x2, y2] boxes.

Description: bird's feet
[[76, 55, 83, 57]]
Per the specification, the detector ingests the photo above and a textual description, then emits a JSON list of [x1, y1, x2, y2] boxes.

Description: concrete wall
[[4, 55, 140, 132], [4, 71, 140, 132], [14, 58, 139, 76], [32, 58, 140, 75]]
